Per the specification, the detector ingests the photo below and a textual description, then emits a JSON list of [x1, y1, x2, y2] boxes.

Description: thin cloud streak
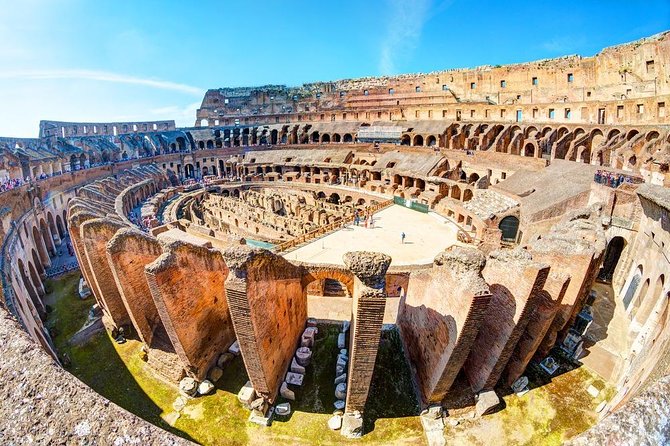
[[0, 69, 205, 96], [378, 0, 433, 75]]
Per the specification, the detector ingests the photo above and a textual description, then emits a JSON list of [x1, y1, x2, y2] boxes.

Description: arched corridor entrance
[[598, 236, 625, 282]]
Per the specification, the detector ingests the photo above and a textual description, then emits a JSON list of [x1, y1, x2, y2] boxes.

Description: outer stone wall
[[0, 307, 193, 445]]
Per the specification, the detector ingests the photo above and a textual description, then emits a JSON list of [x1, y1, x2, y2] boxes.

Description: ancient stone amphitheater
[[1, 32, 670, 445]]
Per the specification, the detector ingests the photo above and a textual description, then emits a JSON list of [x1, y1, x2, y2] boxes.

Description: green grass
[[44, 271, 92, 352], [45, 277, 426, 446]]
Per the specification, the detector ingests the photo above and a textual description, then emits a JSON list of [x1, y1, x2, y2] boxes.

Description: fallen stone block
[[237, 381, 256, 407], [295, 346, 312, 367], [342, 320, 350, 333], [280, 382, 295, 400], [337, 332, 346, 349], [179, 377, 198, 397], [228, 340, 241, 356], [341, 411, 363, 438], [306, 318, 317, 327], [328, 414, 343, 430], [291, 357, 306, 374], [475, 390, 501, 417], [286, 372, 304, 386], [207, 366, 223, 382], [172, 396, 188, 412], [275, 402, 291, 416], [335, 382, 347, 400], [334, 400, 345, 410], [198, 380, 215, 396], [334, 373, 347, 385], [336, 364, 346, 376], [249, 406, 274, 427], [337, 354, 347, 368]]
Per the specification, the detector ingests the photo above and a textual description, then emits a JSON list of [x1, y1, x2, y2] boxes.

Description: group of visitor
[[593, 170, 640, 188], [353, 209, 374, 228], [0, 177, 23, 192]]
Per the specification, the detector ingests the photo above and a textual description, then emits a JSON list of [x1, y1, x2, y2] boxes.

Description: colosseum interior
[[1, 30, 670, 445]]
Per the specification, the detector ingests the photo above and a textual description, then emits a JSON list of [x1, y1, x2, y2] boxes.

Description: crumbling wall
[[145, 241, 234, 380], [464, 249, 548, 392], [398, 246, 491, 403], [223, 247, 306, 402]]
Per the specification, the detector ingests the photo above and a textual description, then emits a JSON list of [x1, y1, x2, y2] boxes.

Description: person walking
[[401, 232, 406, 244]]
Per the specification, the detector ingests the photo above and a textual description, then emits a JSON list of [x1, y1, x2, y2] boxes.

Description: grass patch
[[44, 271, 91, 351]]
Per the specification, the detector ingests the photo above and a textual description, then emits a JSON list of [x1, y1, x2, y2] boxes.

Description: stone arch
[[426, 135, 437, 147], [28, 260, 44, 297], [623, 265, 643, 309], [413, 135, 424, 146], [626, 129, 639, 140], [311, 131, 320, 143], [401, 135, 411, 146], [321, 133, 331, 143], [17, 259, 43, 315], [32, 225, 50, 268], [450, 185, 461, 200], [499, 215, 519, 242], [343, 133, 353, 143], [333, 133, 341, 143], [636, 275, 666, 327], [31, 248, 44, 276], [598, 236, 625, 282], [523, 141, 537, 157], [302, 268, 354, 297], [463, 189, 473, 202]]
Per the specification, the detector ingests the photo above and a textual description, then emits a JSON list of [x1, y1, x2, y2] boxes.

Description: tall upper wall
[[197, 32, 670, 126]]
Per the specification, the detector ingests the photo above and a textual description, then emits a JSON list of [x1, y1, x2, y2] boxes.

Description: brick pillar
[[80, 218, 130, 330], [342, 251, 391, 438], [464, 250, 549, 393], [504, 272, 570, 386]]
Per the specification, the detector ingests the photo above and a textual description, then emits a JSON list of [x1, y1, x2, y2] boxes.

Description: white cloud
[[0, 69, 204, 96], [378, 0, 433, 75]]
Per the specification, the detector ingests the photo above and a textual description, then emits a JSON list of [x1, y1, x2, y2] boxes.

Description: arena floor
[[284, 204, 461, 266]]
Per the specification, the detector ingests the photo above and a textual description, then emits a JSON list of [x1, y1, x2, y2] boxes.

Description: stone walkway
[[285, 205, 461, 267]]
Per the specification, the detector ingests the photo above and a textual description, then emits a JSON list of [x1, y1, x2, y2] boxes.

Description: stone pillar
[[80, 218, 130, 330], [504, 272, 570, 386], [342, 251, 391, 438], [222, 247, 306, 404], [464, 249, 549, 393]]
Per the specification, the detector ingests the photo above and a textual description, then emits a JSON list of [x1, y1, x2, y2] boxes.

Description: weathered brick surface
[[106, 228, 163, 343], [145, 241, 234, 379], [398, 246, 491, 403], [344, 251, 391, 413], [80, 218, 130, 328], [224, 247, 306, 402], [464, 250, 548, 392], [504, 272, 570, 385]]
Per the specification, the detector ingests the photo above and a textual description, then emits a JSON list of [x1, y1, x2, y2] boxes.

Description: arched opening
[[333, 133, 341, 143], [524, 142, 535, 157], [316, 191, 326, 200], [450, 186, 461, 200], [463, 189, 473, 202], [499, 216, 519, 242], [206, 140, 214, 149], [18, 260, 43, 316], [311, 131, 320, 143], [328, 193, 341, 204], [305, 274, 353, 321], [623, 266, 643, 309], [343, 133, 353, 143], [632, 278, 651, 317], [598, 236, 625, 282], [321, 134, 331, 143], [468, 173, 480, 184], [28, 261, 44, 297], [426, 135, 437, 147], [400, 135, 411, 146], [32, 226, 50, 267], [31, 249, 44, 276], [413, 135, 424, 146], [270, 129, 278, 145], [636, 275, 665, 326]]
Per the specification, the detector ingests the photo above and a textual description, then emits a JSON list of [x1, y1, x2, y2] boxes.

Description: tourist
[[401, 232, 406, 244]]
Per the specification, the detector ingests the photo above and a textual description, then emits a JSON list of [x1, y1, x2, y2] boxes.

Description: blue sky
[[0, 0, 668, 137]]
